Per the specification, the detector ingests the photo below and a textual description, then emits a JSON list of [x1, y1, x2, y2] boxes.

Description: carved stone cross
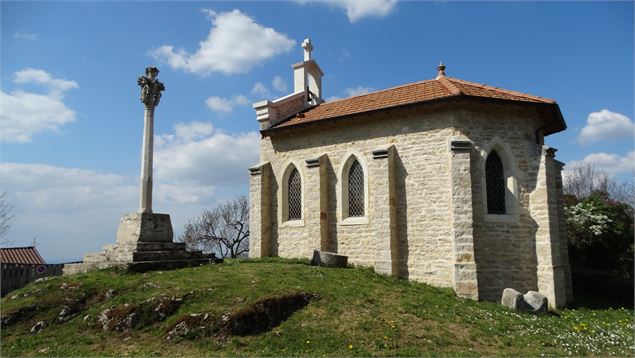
[[302, 38, 313, 61]]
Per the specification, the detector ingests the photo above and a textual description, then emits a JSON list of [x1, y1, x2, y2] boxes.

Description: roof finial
[[436, 61, 446, 78], [302, 38, 313, 61]]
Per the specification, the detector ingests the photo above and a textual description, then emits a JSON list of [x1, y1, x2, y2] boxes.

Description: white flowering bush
[[565, 191, 633, 276], [565, 202, 612, 237]]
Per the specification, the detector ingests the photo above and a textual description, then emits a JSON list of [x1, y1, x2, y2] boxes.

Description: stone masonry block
[[116, 213, 173, 244]]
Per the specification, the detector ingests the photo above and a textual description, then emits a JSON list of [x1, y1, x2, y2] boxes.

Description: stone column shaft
[[450, 140, 479, 300], [136, 66, 164, 214], [139, 106, 154, 213], [249, 163, 272, 257], [530, 146, 567, 309], [554, 160, 574, 305], [305, 155, 329, 255], [371, 146, 398, 276]]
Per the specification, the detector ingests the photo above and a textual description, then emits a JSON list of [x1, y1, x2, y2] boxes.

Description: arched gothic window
[[486, 150, 506, 214], [287, 168, 302, 220], [348, 160, 365, 217]]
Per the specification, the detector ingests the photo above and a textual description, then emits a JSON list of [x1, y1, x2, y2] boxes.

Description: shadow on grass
[[572, 268, 634, 309]]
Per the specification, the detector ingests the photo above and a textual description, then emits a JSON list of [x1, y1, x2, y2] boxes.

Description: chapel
[[248, 39, 573, 308]]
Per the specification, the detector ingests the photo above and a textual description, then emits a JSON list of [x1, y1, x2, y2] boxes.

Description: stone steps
[[126, 257, 223, 273], [83, 253, 107, 264], [64, 257, 222, 275], [132, 250, 203, 262], [135, 242, 187, 251], [62, 261, 127, 275], [62, 208, 219, 276]]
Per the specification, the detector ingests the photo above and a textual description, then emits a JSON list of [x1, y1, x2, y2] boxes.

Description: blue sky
[[1, 1, 633, 263]]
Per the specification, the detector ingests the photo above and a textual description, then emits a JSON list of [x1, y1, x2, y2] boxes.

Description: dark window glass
[[348, 160, 365, 217], [288, 168, 302, 220], [486, 150, 506, 214]]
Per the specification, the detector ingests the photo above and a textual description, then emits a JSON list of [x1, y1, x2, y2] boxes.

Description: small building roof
[[0, 246, 46, 265], [267, 70, 566, 135]]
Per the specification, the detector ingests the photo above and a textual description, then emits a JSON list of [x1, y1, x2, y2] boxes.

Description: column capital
[[372, 145, 395, 160], [450, 140, 472, 152], [249, 162, 271, 176], [138, 66, 165, 109], [305, 158, 320, 168]]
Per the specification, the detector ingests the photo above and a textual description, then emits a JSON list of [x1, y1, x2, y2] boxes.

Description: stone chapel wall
[[259, 108, 458, 288], [253, 103, 568, 304], [454, 105, 555, 302]]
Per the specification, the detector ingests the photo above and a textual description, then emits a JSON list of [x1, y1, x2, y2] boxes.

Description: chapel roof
[[0, 246, 46, 265], [266, 65, 566, 135]]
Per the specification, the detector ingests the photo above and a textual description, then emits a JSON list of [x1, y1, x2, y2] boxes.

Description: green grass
[[1, 258, 633, 357]]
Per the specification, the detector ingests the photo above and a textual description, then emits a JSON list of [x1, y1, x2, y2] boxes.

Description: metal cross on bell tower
[[302, 38, 313, 61]]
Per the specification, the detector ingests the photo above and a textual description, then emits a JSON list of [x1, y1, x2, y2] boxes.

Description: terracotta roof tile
[[271, 75, 559, 130], [0, 246, 46, 265], [446, 77, 556, 104]]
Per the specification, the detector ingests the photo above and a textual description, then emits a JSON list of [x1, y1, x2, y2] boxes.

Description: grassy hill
[[1, 258, 633, 357]]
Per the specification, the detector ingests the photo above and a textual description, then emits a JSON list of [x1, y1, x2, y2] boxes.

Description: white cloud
[[14, 68, 79, 97], [174, 121, 214, 141], [13, 32, 39, 42], [251, 82, 271, 99], [577, 109, 635, 144], [566, 150, 635, 176], [149, 9, 295, 76], [155, 123, 260, 186], [1, 121, 258, 261], [0, 163, 137, 261], [296, 0, 398, 22], [327, 85, 376, 102], [205, 95, 250, 113], [272, 75, 288, 92], [1, 163, 130, 204], [156, 183, 215, 205], [252, 76, 289, 100], [339, 48, 352, 62], [0, 69, 78, 143], [206, 97, 233, 113], [0, 162, 217, 262], [344, 86, 375, 97]]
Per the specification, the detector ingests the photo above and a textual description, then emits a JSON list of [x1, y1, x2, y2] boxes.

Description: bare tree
[[179, 195, 249, 258], [563, 164, 610, 200], [608, 180, 635, 208], [0, 190, 14, 246], [564, 163, 634, 207]]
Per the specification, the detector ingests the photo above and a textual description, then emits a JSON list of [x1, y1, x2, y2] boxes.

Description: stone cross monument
[[112, 66, 172, 247], [137, 66, 165, 214], [63, 66, 220, 275]]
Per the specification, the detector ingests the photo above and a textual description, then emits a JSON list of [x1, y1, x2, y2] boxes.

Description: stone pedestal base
[[63, 213, 221, 275], [116, 213, 173, 244]]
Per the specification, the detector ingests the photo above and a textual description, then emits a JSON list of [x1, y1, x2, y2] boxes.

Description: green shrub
[[566, 190, 634, 276]]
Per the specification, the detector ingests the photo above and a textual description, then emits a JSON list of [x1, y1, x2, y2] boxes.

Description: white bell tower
[[293, 38, 324, 104]]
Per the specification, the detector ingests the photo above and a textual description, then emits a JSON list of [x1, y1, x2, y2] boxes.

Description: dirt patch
[[0, 305, 38, 327], [166, 313, 216, 341], [98, 304, 138, 331], [2, 285, 95, 329], [97, 295, 183, 332], [166, 292, 318, 341], [221, 292, 317, 336], [58, 297, 87, 323], [91, 289, 118, 304]]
